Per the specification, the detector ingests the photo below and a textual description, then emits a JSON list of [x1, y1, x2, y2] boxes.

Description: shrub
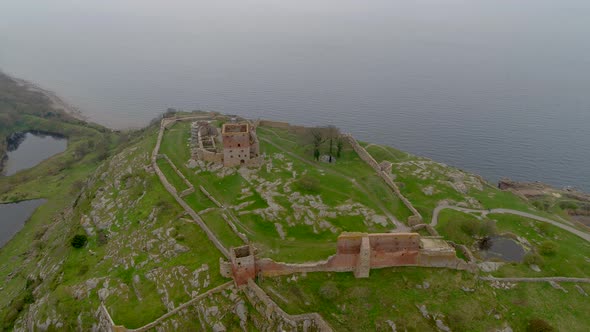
[[295, 175, 320, 193], [526, 318, 554, 332], [478, 236, 493, 250], [479, 219, 497, 236], [532, 200, 550, 211], [23, 291, 34, 304], [319, 281, 340, 300], [524, 252, 544, 266], [71, 234, 88, 249], [558, 201, 578, 210], [460, 219, 479, 236], [538, 223, 551, 236], [539, 241, 558, 256]]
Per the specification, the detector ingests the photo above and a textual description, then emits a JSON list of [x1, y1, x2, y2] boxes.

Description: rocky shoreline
[[499, 178, 590, 227], [10, 75, 86, 122]]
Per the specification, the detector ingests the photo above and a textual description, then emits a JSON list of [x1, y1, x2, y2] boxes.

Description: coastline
[[0, 71, 87, 175], [9, 74, 87, 122]]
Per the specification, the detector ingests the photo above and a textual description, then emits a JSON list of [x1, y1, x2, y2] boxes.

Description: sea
[[1, 0, 589, 190]]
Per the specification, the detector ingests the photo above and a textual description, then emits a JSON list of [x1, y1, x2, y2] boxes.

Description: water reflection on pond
[[480, 236, 526, 262], [2, 131, 67, 176], [0, 199, 46, 248]]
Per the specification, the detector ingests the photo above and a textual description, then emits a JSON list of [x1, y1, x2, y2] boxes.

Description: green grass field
[[260, 267, 590, 332]]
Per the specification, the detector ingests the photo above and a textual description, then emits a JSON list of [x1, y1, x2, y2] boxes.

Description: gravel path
[[431, 205, 590, 242]]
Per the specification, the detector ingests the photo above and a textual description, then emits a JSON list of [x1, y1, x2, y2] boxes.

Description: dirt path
[[431, 205, 590, 242]]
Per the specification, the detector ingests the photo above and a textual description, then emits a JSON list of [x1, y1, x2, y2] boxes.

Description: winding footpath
[[431, 205, 590, 243]]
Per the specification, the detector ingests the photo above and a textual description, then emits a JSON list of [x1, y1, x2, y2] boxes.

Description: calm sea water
[[1, 0, 589, 190]]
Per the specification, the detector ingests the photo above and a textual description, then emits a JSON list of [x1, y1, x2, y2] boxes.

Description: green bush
[[523, 252, 544, 266], [23, 291, 34, 304], [558, 201, 578, 210], [538, 223, 551, 236], [539, 241, 558, 256], [295, 175, 320, 193], [532, 200, 550, 211], [479, 219, 497, 236], [526, 318, 554, 332], [459, 219, 479, 236], [71, 234, 88, 249]]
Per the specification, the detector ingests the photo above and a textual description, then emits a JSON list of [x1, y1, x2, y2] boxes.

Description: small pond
[[479, 236, 526, 262], [0, 199, 46, 248], [2, 131, 67, 176]]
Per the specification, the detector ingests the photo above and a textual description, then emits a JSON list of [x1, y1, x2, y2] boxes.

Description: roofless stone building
[[221, 122, 260, 167], [191, 120, 261, 167]]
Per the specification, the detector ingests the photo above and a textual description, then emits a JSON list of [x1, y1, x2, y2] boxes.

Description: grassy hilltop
[[0, 76, 589, 331]]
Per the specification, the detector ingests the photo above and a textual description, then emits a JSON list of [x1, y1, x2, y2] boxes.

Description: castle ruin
[[221, 122, 260, 167], [191, 120, 261, 167]]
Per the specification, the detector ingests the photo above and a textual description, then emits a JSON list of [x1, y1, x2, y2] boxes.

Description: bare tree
[[309, 127, 325, 161], [326, 125, 340, 162], [336, 138, 343, 158], [307, 126, 340, 162]]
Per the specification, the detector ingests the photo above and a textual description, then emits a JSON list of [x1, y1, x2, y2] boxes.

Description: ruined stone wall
[[335, 233, 363, 254], [196, 149, 223, 163], [199, 185, 223, 208], [95, 304, 116, 332], [252, 232, 474, 279], [368, 233, 420, 252], [160, 154, 193, 192], [343, 134, 424, 222], [249, 129, 260, 157], [153, 119, 230, 259], [243, 279, 334, 332], [124, 282, 234, 332]]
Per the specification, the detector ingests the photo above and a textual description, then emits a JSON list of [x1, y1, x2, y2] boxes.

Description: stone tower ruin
[[221, 122, 259, 167]]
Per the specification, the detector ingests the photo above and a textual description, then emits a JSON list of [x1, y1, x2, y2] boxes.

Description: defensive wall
[[342, 133, 424, 223], [222, 233, 476, 287], [244, 279, 333, 331]]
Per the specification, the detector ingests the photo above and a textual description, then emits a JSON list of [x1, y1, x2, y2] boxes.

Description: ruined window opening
[[234, 246, 251, 258], [238, 143, 241, 147], [240, 159, 245, 164]]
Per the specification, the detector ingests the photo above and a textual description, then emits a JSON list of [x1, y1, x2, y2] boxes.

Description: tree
[[309, 127, 325, 161], [539, 241, 558, 256], [336, 138, 343, 158], [71, 234, 88, 248], [326, 125, 340, 162]]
